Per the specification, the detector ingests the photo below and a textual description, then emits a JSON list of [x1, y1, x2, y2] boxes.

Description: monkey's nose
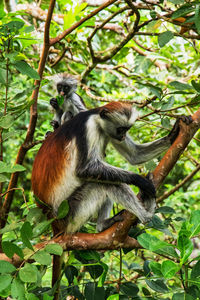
[[60, 91, 65, 96]]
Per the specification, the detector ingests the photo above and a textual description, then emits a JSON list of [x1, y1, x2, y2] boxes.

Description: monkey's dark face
[[57, 82, 70, 96], [116, 126, 131, 141]]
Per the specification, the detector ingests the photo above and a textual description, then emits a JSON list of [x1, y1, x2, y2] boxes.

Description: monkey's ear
[[100, 108, 109, 119]]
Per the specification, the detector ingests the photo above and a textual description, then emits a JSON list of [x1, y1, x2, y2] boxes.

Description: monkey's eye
[[57, 84, 62, 92], [63, 86, 70, 94], [116, 126, 131, 135]]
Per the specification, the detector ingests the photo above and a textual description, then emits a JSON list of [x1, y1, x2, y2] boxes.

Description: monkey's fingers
[[50, 120, 60, 129], [50, 98, 59, 109], [180, 115, 193, 125]]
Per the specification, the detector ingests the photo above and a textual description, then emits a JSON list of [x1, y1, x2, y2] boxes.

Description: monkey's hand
[[50, 120, 60, 130], [132, 174, 156, 199], [168, 115, 193, 144], [137, 173, 156, 214], [50, 98, 59, 110]]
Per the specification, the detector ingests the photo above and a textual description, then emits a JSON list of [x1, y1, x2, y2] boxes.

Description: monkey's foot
[[97, 210, 125, 232]]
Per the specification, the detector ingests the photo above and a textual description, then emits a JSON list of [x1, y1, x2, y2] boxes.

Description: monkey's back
[[31, 131, 80, 210]]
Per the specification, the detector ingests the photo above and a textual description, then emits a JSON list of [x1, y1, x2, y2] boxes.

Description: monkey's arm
[[111, 116, 193, 165], [77, 160, 155, 198], [111, 135, 169, 165]]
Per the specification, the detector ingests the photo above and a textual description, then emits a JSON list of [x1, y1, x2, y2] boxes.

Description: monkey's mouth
[[117, 135, 126, 141]]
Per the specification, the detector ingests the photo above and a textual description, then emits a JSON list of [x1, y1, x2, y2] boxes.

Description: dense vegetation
[[0, 0, 200, 299]]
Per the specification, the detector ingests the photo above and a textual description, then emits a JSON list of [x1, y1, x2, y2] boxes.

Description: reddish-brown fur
[[31, 132, 67, 205], [102, 102, 132, 112]]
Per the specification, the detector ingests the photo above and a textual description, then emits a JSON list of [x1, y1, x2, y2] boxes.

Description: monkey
[[50, 74, 86, 130], [32, 102, 159, 235], [47, 77, 192, 231]]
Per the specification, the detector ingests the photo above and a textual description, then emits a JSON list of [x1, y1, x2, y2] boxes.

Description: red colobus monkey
[[50, 74, 86, 130], [32, 102, 158, 233]]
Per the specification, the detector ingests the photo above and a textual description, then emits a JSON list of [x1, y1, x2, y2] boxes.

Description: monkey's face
[[57, 82, 70, 96], [99, 109, 133, 141]]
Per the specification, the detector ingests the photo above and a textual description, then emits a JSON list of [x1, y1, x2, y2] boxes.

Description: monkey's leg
[[65, 183, 155, 234], [96, 197, 115, 232], [105, 183, 156, 224]]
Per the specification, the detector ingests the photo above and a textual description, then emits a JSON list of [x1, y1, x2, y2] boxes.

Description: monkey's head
[[98, 102, 138, 141], [56, 74, 78, 97]]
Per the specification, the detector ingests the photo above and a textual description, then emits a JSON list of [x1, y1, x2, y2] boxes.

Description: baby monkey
[[50, 74, 86, 130]]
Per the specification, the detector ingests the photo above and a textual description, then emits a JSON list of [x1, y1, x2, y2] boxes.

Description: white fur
[[86, 115, 106, 158], [129, 107, 139, 125]]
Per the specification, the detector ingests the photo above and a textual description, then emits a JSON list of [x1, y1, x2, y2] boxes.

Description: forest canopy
[[0, 0, 200, 299]]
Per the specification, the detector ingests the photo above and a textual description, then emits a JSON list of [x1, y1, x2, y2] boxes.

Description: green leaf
[[65, 265, 78, 284], [56, 95, 64, 106], [14, 61, 40, 80], [20, 221, 34, 250], [84, 282, 95, 300], [0, 161, 25, 173], [0, 114, 15, 129], [191, 260, 200, 279], [150, 10, 156, 19], [172, 293, 195, 300], [149, 261, 162, 276], [45, 244, 63, 256], [33, 250, 52, 266], [0, 174, 8, 182], [78, 250, 100, 261], [120, 282, 139, 296], [155, 246, 179, 259], [158, 31, 174, 47], [0, 261, 16, 274], [168, 0, 184, 3], [0, 223, 20, 234], [10, 164, 26, 172], [2, 241, 24, 259], [172, 4, 195, 19], [145, 279, 169, 293], [161, 117, 170, 129], [6, 20, 25, 30], [27, 293, 40, 300], [19, 263, 38, 283], [177, 235, 193, 264], [0, 68, 6, 84], [107, 295, 119, 300], [161, 96, 175, 111], [87, 265, 104, 280], [0, 2, 6, 19], [137, 233, 170, 252], [32, 219, 53, 237], [0, 274, 12, 292], [11, 277, 25, 300], [57, 200, 69, 219], [156, 206, 176, 214], [26, 207, 44, 223], [84, 283, 105, 300], [161, 260, 180, 278], [191, 80, 200, 93], [169, 81, 193, 90], [189, 210, 200, 237], [43, 294, 54, 300]]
